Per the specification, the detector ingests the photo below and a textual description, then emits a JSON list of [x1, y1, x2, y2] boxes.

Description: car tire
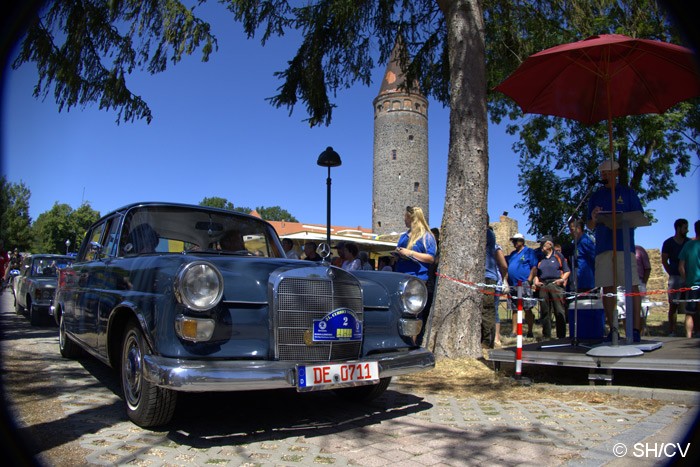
[[333, 376, 392, 402], [29, 301, 42, 326], [121, 319, 177, 427], [58, 314, 83, 358]]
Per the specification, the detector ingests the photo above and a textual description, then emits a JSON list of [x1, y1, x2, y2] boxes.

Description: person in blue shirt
[[506, 233, 538, 338], [533, 236, 570, 339], [395, 206, 437, 345], [568, 219, 596, 292], [587, 159, 644, 342], [395, 206, 437, 280], [484, 226, 508, 348]]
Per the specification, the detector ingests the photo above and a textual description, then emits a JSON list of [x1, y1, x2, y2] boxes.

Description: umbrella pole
[[608, 115, 619, 346], [588, 86, 643, 358]]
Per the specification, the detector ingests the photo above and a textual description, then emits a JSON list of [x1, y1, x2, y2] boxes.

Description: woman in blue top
[[395, 206, 437, 345], [395, 206, 437, 281]]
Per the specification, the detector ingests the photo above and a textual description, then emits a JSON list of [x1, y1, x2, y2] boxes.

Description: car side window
[[82, 222, 107, 261], [102, 216, 121, 258], [31, 259, 42, 276], [21, 257, 31, 276]]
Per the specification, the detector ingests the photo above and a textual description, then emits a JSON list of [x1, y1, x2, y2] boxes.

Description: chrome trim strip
[[221, 300, 267, 306], [142, 347, 435, 392]]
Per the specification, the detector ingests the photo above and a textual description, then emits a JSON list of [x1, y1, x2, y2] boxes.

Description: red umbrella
[[495, 34, 700, 345], [494, 32, 700, 224], [494, 33, 700, 126]]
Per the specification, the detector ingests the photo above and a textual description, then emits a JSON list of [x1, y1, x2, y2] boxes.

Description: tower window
[[391, 149, 397, 160], [408, 135, 414, 141], [414, 182, 420, 192]]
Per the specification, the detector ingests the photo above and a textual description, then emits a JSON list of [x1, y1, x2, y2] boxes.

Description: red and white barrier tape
[[435, 272, 698, 301]]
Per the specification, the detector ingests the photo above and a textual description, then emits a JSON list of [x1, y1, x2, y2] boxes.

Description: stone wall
[[646, 248, 666, 292], [491, 215, 519, 255]]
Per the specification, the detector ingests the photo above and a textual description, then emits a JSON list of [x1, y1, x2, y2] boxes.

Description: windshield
[[119, 206, 284, 258], [31, 258, 72, 277]]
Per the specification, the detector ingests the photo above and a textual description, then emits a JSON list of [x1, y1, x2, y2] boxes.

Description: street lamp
[[65, 239, 71, 255], [317, 146, 342, 247]]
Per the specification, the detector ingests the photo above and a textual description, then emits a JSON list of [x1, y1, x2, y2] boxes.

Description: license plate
[[297, 361, 379, 391]]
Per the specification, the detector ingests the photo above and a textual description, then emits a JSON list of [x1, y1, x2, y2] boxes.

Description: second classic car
[[14, 254, 73, 325], [53, 202, 435, 427]]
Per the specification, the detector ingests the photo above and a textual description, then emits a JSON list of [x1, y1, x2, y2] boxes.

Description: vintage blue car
[[53, 202, 434, 427], [14, 253, 73, 326]]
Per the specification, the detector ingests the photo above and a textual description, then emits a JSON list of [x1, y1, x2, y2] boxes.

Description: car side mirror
[[90, 241, 103, 260]]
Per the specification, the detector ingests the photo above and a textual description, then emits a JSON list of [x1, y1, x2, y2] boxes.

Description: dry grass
[[395, 304, 699, 412], [395, 357, 666, 412]]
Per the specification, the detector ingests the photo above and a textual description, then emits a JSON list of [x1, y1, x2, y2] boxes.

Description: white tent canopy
[[281, 231, 397, 257]]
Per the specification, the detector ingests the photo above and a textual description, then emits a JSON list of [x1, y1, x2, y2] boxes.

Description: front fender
[[106, 302, 155, 369]]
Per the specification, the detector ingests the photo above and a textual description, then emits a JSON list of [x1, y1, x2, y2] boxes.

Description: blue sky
[[2, 4, 698, 251]]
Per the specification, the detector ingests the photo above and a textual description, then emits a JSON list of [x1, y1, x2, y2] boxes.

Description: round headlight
[[400, 277, 427, 315], [175, 261, 224, 311]]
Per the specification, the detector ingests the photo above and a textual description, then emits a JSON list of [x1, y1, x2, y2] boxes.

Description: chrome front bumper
[[142, 347, 435, 392]]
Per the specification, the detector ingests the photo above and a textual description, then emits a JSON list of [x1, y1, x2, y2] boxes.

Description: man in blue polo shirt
[[534, 236, 570, 339], [587, 160, 644, 342], [568, 219, 595, 292], [506, 233, 538, 338]]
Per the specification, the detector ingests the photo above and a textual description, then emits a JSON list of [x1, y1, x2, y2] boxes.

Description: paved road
[[1, 290, 698, 466]]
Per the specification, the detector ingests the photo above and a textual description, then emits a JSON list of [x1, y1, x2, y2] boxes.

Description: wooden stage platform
[[487, 337, 700, 384]]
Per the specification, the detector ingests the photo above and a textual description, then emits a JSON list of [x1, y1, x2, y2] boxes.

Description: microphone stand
[[556, 182, 599, 238], [541, 183, 598, 351]]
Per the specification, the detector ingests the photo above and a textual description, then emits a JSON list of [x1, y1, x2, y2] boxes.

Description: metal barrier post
[[515, 280, 523, 378]]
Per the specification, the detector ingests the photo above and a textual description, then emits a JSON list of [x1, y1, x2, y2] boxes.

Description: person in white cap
[[587, 159, 644, 342], [505, 232, 538, 338]]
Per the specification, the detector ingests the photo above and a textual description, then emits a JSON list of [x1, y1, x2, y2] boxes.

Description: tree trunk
[[427, 0, 488, 359]]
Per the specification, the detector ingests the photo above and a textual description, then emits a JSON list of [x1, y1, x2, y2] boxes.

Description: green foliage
[[255, 206, 297, 222], [13, 0, 217, 124], [485, 0, 699, 239], [0, 178, 33, 252], [252, 0, 447, 126], [14, 1, 451, 127], [198, 196, 294, 220], [199, 196, 236, 211], [71, 203, 102, 244], [31, 202, 100, 254]]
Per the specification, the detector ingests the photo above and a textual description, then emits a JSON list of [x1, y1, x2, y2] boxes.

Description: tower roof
[[378, 37, 421, 96]]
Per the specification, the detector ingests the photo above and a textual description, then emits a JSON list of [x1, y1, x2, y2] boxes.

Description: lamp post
[[317, 146, 342, 247], [65, 239, 71, 255]]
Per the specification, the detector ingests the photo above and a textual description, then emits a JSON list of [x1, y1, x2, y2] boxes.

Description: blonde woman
[[395, 206, 436, 281]]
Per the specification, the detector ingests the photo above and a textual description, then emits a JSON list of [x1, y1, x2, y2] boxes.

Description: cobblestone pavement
[[1, 292, 698, 466], [55, 387, 698, 466]]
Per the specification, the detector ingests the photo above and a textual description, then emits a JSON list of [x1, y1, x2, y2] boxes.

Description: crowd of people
[[280, 182, 698, 350], [290, 240, 396, 271], [0, 242, 23, 290], [4, 176, 696, 349], [481, 160, 700, 348]]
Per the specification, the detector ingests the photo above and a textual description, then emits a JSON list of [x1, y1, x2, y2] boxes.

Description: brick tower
[[372, 39, 429, 236]]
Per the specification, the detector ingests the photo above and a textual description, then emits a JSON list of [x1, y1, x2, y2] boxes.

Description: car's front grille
[[275, 271, 363, 363]]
